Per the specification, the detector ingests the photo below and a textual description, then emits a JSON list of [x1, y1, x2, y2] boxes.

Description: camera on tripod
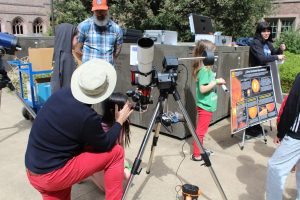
[[128, 38, 181, 112], [127, 37, 216, 112], [123, 38, 228, 200]]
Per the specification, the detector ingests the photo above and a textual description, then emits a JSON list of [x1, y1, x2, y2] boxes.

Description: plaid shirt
[[78, 17, 123, 65]]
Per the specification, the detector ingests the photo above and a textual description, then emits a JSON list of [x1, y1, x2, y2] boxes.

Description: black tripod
[[122, 87, 228, 200]]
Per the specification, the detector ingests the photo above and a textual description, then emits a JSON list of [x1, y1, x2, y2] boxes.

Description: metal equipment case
[[195, 34, 233, 46], [144, 30, 178, 45]]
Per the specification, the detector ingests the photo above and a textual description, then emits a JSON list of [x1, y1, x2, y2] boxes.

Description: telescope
[[0, 32, 20, 90], [127, 37, 225, 112], [0, 32, 22, 55]]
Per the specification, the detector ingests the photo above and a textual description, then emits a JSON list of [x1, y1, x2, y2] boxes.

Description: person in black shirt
[[250, 21, 285, 67], [266, 73, 300, 200], [25, 59, 133, 200], [247, 21, 286, 137]]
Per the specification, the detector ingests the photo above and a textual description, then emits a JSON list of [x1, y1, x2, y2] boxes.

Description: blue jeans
[[266, 135, 300, 200]]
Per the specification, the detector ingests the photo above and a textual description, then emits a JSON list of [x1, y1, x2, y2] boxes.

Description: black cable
[[175, 139, 187, 186], [173, 139, 187, 199]]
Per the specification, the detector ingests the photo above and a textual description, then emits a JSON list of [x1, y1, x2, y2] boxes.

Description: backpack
[[236, 37, 254, 46]]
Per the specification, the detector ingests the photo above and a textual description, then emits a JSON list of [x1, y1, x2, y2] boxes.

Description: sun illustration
[[248, 106, 258, 119], [251, 79, 260, 93]]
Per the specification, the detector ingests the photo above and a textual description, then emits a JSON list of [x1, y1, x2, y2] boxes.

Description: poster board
[[28, 48, 54, 71], [230, 66, 278, 134]]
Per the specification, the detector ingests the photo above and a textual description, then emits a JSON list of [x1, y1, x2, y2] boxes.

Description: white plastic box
[[144, 30, 178, 45], [195, 34, 232, 46]]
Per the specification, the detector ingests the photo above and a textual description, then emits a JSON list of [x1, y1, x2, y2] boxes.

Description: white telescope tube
[[137, 38, 154, 86]]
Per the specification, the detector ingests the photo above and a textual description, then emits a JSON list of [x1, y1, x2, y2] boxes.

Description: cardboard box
[[28, 48, 54, 71], [144, 30, 178, 45]]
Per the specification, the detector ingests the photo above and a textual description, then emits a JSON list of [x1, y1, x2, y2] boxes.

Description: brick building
[[0, 0, 51, 35], [265, 0, 300, 38]]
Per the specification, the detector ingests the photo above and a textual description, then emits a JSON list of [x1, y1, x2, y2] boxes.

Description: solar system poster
[[230, 66, 278, 134]]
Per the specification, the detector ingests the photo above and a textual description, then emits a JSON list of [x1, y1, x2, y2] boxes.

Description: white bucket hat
[[71, 58, 117, 104]]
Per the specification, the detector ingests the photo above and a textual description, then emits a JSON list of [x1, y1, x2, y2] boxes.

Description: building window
[[269, 20, 278, 39], [281, 19, 293, 32], [13, 17, 24, 34], [265, 17, 295, 38], [33, 18, 43, 34]]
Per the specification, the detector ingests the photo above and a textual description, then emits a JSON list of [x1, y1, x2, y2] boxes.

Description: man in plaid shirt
[[75, 0, 123, 65]]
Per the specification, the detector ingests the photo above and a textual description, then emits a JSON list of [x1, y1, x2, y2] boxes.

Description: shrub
[[279, 51, 300, 93], [274, 30, 300, 54]]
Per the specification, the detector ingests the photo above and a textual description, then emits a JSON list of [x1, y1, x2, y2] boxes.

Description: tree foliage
[[274, 30, 300, 54], [53, 0, 273, 41], [53, 0, 90, 26]]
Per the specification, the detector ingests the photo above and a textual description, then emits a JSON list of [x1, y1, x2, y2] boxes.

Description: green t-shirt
[[196, 67, 217, 112]]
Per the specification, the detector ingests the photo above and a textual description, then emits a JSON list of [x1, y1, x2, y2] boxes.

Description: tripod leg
[[146, 122, 161, 174], [122, 100, 163, 200], [0, 89, 2, 109], [173, 90, 228, 200], [146, 99, 166, 174]]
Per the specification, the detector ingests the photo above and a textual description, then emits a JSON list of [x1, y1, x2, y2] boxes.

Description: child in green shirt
[[191, 40, 226, 161]]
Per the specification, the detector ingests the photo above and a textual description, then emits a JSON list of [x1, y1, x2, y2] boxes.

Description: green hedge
[[275, 30, 300, 54], [279, 51, 300, 93]]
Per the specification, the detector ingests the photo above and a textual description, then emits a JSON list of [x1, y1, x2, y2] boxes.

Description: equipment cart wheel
[[22, 107, 34, 121]]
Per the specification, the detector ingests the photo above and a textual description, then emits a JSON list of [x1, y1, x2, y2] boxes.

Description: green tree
[[203, 0, 273, 39], [53, 0, 90, 25], [109, 0, 273, 41], [53, 0, 273, 41], [274, 30, 300, 54]]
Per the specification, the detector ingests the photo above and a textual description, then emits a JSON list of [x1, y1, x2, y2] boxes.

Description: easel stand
[[122, 88, 228, 200], [232, 123, 268, 150], [0, 89, 2, 109]]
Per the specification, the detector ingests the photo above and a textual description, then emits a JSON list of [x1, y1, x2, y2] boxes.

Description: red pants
[[27, 145, 124, 200], [193, 107, 213, 157]]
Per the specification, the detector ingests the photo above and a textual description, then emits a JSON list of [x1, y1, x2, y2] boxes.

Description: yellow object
[[248, 106, 258, 119], [251, 79, 260, 93]]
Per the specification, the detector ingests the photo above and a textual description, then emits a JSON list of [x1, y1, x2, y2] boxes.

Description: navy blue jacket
[[25, 88, 121, 174], [249, 37, 283, 66]]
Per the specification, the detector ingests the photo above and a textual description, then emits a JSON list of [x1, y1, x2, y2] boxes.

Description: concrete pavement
[[0, 88, 297, 200]]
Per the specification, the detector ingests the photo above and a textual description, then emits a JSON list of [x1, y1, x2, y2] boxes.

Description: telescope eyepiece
[[138, 37, 154, 48]]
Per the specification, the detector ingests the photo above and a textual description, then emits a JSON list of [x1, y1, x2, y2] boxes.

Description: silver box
[[195, 34, 232, 46], [144, 30, 178, 45]]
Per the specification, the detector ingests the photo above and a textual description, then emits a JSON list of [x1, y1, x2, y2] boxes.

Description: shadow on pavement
[[0, 119, 31, 143]]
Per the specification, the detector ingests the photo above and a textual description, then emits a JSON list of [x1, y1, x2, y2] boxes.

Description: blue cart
[[7, 60, 52, 120]]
